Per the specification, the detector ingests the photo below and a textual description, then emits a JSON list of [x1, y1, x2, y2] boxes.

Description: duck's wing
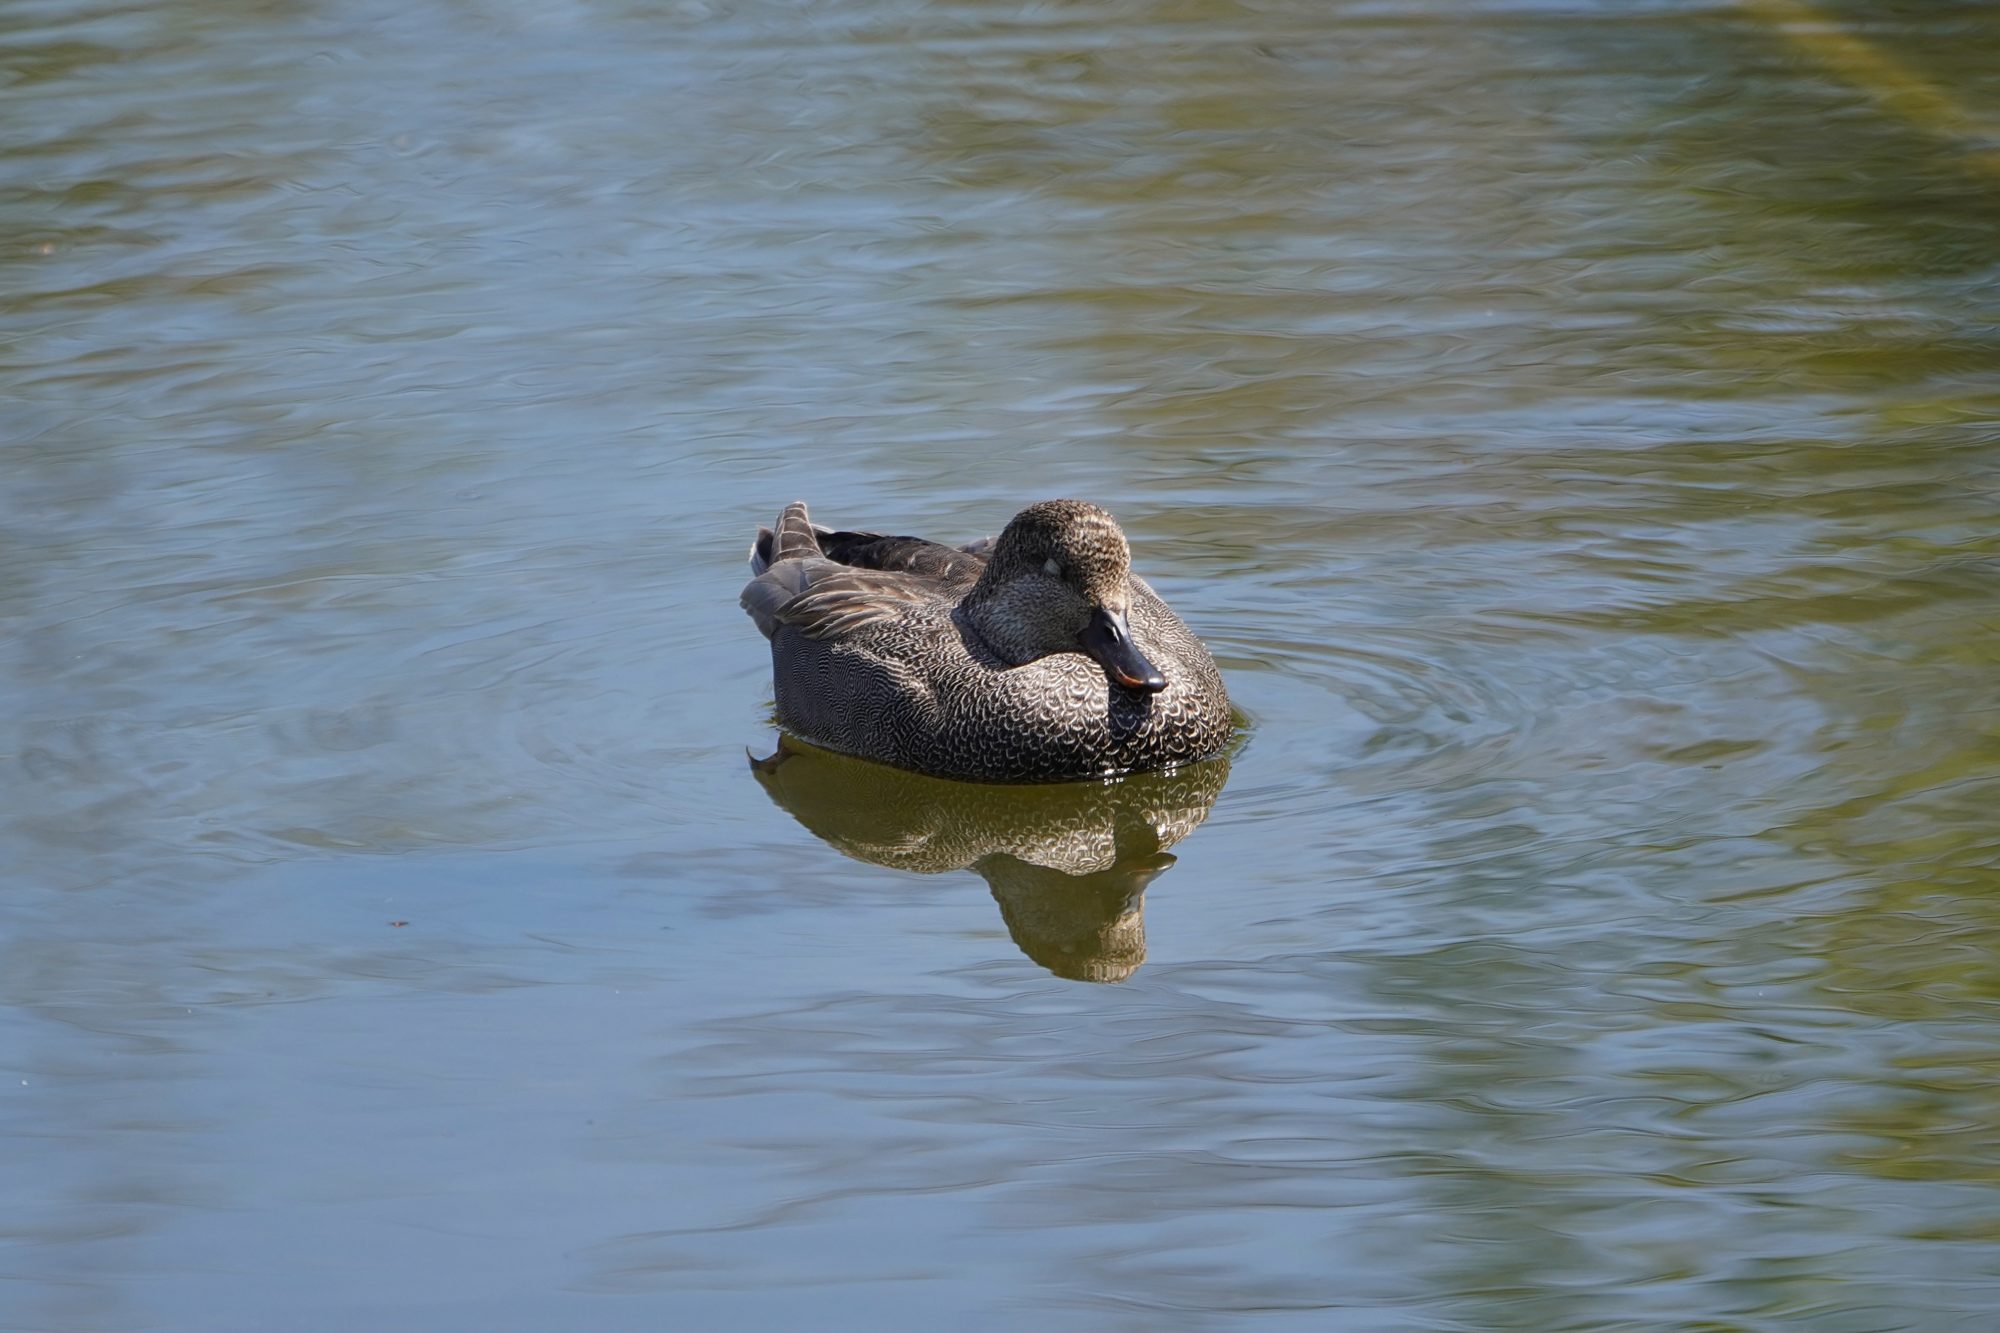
[[742, 558, 940, 641], [817, 529, 988, 587], [743, 502, 975, 640]]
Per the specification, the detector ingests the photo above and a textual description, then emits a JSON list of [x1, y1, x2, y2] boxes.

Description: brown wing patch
[[776, 567, 937, 640]]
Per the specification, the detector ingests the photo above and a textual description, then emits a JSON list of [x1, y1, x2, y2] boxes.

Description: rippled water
[[6, 0, 2000, 1327]]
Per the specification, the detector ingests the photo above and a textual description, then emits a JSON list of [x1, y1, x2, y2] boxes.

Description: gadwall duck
[[741, 499, 1231, 781]]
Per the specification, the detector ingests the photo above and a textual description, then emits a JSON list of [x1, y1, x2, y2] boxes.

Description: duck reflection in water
[[750, 737, 1229, 983]]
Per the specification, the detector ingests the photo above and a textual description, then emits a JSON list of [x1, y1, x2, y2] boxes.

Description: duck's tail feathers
[[748, 501, 822, 574], [740, 555, 812, 640]]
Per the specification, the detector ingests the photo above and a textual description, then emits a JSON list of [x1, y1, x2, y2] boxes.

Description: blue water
[[6, 0, 2000, 1328]]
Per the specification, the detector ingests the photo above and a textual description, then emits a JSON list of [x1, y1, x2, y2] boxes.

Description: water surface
[[5, 0, 2000, 1328]]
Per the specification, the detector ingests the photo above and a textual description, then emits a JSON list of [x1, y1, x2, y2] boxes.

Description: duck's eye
[[1043, 558, 1063, 578]]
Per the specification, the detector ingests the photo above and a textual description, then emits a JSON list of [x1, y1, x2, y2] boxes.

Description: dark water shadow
[[750, 737, 1229, 982]]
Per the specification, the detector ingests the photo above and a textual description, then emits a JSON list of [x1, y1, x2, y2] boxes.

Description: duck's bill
[[1078, 607, 1168, 693]]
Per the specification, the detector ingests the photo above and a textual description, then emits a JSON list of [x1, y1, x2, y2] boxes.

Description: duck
[[740, 499, 1232, 782]]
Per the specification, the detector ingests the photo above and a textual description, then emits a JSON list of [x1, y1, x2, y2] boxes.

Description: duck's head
[[964, 500, 1167, 693]]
